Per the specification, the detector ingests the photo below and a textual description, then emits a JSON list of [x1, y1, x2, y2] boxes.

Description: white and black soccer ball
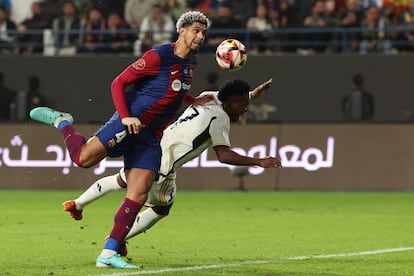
[[215, 39, 247, 71]]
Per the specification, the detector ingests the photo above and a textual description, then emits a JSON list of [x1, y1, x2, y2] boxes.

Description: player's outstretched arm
[[249, 78, 273, 100], [213, 145, 282, 168], [192, 93, 216, 105]]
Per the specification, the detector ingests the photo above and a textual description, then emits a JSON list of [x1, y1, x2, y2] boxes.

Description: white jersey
[[158, 91, 231, 177]]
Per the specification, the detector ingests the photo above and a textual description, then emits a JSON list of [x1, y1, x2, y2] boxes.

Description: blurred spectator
[[205, 2, 243, 52], [277, 0, 297, 52], [14, 1, 48, 54], [105, 11, 133, 53], [257, 0, 279, 28], [90, 0, 125, 19], [72, 0, 93, 19], [51, 0, 83, 55], [342, 73, 374, 121], [302, 0, 336, 53], [293, 0, 313, 27], [133, 3, 174, 56], [383, 0, 408, 26], [11, 75, 48, 121], [226, 0, 256, 26], [246, 3, 273, 53], [359, 6, 393, 55], [0, 4, 17, 54], [197, 0, 219, 19], [161, 0, 187, 22], [330, 0, 347, 17], [398, 0, 414, 51], [10, 0, 42, 24], [124, 0, 157, 31], [41, 0, 67, 26], [185, 0, 199, 9], [26, 75, 47, 116], [336, 0, 362, 53], [359, 0, 383, 12], [206, 71, 219, 91], [79, 7, 106, 53], [0, 72, 17, 121]]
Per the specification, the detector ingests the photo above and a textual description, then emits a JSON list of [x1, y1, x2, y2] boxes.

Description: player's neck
[[174, 42, 191, 59]]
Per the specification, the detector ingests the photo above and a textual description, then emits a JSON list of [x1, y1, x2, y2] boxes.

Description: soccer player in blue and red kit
[[29, 11, 210, 269]]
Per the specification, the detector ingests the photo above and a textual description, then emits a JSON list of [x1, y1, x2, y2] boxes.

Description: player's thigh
[[78, 136, 108, 166], [147, 174, 177, 207]]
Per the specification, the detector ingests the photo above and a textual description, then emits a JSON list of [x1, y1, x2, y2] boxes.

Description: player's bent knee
[[116, 173, 127, 188], [152, 204, 173, 216]]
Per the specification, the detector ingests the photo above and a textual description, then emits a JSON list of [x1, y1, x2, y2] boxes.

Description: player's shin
[[75, 173, 124, 210], [100, 197, 142, 258]]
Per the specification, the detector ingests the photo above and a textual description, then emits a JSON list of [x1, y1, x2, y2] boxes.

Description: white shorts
[[146, 173, 177, 207]]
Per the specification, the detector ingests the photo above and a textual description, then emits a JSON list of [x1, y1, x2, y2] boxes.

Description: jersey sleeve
[[209, 113, 231, 147], [111, 50, 161, 118], [184, 93, 196, 104]]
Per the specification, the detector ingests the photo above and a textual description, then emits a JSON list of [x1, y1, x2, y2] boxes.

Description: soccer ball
[[215, 39, 247, 71]]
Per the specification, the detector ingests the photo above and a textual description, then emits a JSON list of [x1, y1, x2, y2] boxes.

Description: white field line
[[94, 246, 414, 276]]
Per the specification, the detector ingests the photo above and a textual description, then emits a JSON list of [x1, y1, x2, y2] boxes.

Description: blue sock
[[57, 120, 71, 131], [104, 237, 119, 251]]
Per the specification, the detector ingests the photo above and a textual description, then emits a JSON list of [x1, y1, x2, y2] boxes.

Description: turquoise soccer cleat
[[29, 107, 73, 128], [96, 254, 138, 269]]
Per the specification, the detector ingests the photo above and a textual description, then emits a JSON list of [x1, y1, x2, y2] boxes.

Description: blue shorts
[[94, 112, 161, 172]]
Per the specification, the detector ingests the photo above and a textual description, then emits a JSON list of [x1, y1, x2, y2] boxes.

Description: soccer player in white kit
[[63, 78, 281, 259]]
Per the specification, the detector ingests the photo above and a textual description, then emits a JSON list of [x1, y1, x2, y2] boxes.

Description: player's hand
[[250, 78, 273, 100], [121, 117, 145, 134], [193, 93, 216, 105], [258, 156, 282, 168]]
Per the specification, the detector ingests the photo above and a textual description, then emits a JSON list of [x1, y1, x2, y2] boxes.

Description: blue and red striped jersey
[[111, 43, 196, 139]]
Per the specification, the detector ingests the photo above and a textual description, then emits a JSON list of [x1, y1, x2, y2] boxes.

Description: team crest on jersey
[[171, 79, 182, 91], [124, 207, 130, 214], [132, 59, 145, 70], [108, 139, 116, 148]]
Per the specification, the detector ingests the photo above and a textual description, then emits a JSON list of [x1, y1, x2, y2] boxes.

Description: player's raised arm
[[213, 145, 282, 168], [249, 78, 273, 100]]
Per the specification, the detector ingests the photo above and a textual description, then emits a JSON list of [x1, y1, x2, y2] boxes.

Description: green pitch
[[1, 190, 414, 275]]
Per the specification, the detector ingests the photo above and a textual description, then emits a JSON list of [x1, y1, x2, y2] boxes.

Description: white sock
[[100, 249, 117, 258], [75, 174, 124, 210], [125, 208, 165, 240]]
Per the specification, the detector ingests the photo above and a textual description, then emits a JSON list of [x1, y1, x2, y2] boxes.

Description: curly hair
[[175, 11, 209, 32], [218, 79, 251, 102]]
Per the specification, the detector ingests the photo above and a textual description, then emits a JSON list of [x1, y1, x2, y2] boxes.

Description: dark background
[[1, 54, 412, 123]]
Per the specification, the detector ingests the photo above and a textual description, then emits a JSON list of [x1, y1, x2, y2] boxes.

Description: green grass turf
[[1, 190, 413, 275]]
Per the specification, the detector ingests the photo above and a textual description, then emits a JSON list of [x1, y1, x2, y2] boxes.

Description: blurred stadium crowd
[[1, 0, 414, 55]]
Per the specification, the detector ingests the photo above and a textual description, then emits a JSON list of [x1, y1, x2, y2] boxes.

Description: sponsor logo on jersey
[[182, 82, 191, 90], [172, 79, 191, 92], [132, 59, 145, 70]]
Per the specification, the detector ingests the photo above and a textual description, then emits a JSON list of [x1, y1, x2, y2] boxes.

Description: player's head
[[218, 79, 251, 122], [176, 11, 209, 53]]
